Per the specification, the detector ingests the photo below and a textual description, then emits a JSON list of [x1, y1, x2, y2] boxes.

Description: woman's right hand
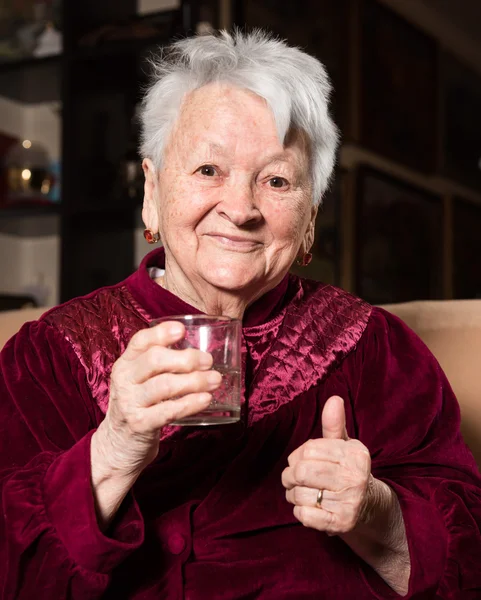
[[90, 321, 221, 528]]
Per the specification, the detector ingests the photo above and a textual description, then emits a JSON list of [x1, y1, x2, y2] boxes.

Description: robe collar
[[125, 248, 290, 328]]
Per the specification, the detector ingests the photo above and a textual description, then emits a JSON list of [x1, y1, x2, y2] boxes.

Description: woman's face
[[143, 83, 316, 298]]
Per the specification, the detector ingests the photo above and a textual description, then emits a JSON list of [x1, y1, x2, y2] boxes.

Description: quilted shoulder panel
[[243, 279, 372, 425], [43, 285, 147, 413]]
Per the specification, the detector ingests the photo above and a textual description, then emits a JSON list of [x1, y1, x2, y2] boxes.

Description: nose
[[215, 179, 262, 227]]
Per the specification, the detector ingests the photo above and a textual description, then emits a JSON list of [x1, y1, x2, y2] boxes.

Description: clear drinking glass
[[150, 315, 241, 426]]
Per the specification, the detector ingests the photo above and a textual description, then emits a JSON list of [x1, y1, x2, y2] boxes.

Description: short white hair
[[140, 29, 339, 205]]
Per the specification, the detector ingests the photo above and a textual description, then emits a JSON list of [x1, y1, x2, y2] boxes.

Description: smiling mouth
[[205, 233, 262, 251]]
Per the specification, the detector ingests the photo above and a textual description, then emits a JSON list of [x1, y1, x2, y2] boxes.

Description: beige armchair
[[383, 300, 481, 468], [0, 307, 49, 350]]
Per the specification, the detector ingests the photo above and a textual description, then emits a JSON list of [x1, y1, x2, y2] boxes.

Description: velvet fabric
[[0, 248, 480, 599]]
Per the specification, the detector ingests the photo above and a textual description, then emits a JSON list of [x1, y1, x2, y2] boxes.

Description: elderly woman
[[1, 30, 480, 600]]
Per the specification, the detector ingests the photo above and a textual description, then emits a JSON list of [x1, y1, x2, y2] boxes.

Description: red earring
[[144, 229, 160, 244], [297, 252, 312, 267]]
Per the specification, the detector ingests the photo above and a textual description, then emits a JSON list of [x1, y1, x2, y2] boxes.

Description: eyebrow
[[264, 152, 292, 165]]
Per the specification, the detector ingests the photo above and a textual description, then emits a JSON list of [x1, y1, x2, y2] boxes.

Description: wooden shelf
[[0, 204, 59, 218], [0, 1, 195, 303], [0, 54, 61, 74], [0, 205, 60, 237], [0, 55, 61, 103]]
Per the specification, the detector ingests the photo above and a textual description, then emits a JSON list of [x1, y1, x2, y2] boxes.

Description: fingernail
[[207, 371, 222, 389], [169, 324, 184, 335], [199, 353, 213, 368]]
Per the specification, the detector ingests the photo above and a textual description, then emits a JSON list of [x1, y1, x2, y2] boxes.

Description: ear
[[142, 158, 160, 233], [302, 204, 318, 253]]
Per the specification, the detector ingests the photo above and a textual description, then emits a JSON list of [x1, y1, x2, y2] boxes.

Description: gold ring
[[315, 488, 324, 509]]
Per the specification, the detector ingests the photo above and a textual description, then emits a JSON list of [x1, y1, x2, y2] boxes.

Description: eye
[[268, 176, 288, 188], [197, 165, 218, 177]]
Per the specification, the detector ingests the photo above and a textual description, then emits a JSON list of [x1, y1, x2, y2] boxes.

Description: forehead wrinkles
[[168, 83, 273, 144], [165, 86, 310, 174]]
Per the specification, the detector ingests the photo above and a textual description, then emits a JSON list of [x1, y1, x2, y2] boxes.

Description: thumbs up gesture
[[282, 396, 373, 535]]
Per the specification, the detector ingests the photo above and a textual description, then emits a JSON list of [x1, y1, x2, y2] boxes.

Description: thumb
[[322, 395, 349, 441]]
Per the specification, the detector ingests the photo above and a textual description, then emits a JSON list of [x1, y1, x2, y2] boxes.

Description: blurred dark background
[[0, 0, 480, 309]]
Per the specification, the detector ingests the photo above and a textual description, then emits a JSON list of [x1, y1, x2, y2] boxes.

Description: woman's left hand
[[282, 395, 373, 535]]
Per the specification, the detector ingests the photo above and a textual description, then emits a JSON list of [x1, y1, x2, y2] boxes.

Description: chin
[[201, 263, 261, 292]]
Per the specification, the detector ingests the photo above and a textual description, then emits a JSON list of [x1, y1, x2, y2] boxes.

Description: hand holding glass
[[150, 315, 241, 425]]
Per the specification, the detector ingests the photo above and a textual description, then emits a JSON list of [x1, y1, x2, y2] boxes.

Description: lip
[[204, 233, 262, 250]]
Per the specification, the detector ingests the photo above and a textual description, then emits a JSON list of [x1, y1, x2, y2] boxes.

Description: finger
[[123, 321, 186, 361], [135, 392, 213, 431], [286, 485, 319, 507], [322, 396, 349, 441], [141, 369, 222, 406], [286, 487, 348, 517], [293, 505, 346, 535], [287, 438, 345, 467], [282, 461, 340, 491], [130, 347, 213, 384]]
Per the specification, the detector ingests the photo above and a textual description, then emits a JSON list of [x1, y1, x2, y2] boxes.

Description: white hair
[[139, 29, 339, 205]]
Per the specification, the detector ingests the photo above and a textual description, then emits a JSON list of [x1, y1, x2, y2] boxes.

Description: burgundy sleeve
[[0, 320, 144, 599], [344, 307, 481, 600]]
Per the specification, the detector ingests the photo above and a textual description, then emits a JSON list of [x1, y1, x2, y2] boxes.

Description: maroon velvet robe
[[1, 248, 480, 599]]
